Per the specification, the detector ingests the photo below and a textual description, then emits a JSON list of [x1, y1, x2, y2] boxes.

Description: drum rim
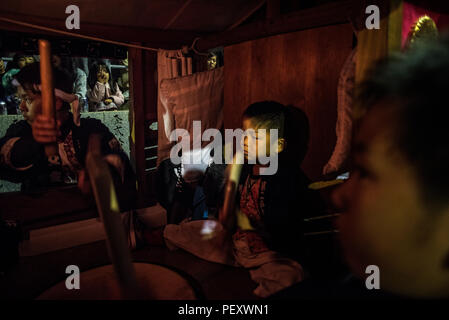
[[134, 259, 206, 300], [35, 261, 206, 300]]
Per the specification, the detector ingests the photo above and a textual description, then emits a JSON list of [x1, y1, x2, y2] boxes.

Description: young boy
[[143, 101, 324, 297], [0, 62, 136, 210], [230, 101, 324, 263]]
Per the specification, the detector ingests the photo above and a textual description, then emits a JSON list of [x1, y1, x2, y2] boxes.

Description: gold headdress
[[406, 15, 438, 49]]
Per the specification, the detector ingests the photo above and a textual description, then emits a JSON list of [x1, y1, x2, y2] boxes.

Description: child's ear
[[277, 138, 286, 153]]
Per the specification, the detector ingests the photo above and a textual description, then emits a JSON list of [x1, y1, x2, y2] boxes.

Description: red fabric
[[239, 175, 267, 222], [236, 175, 269, 254], [233, 230, 269, 254]]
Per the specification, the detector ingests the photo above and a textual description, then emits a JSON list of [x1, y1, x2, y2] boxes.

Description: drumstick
[[220, 154, 243, 230], [38, 40, 58, 157], [86, 134, 140, 299]]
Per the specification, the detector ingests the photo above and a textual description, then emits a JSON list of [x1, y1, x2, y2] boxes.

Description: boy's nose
[[19, 100, 27, 113]]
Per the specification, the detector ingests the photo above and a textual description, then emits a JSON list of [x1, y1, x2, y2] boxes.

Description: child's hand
[[323, 162, 338, 175], [32, 114, 61, 144]]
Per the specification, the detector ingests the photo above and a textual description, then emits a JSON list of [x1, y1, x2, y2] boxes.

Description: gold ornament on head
[[406, 15, 438, 49]]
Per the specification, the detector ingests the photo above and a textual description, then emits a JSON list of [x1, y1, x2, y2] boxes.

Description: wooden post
[[38, 39, 58, 157], [128, 46, 148, 208]]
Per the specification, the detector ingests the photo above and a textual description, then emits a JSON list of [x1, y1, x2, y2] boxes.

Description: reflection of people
[[1, 54, 35, 114], [87, 62, 124, 111], [0, 58, 6, 106], [52, 55, 88, 102], [117, 70, 130, 110], [0, 63, 136, 210], [52, 55, 88, 116], [0, 58, 5, 77], [117, 71, 129, 101]]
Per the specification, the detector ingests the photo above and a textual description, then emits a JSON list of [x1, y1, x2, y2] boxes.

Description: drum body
[[37, 262, 200, 300]]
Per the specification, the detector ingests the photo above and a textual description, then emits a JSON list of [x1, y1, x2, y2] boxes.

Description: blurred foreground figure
[[332, 36, 449, 298]]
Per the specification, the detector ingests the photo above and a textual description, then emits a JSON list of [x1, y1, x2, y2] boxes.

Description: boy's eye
[[21, 96, 33, 104]]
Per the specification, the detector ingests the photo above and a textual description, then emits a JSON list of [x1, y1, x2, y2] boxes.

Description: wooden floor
[[0, 240, 259, 300]]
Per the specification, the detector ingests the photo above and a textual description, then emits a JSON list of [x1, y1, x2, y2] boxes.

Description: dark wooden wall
[[223, 23, 353, 181]]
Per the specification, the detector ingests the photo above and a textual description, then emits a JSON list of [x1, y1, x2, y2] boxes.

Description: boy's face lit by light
[[17, 85, 68, 130], [333, 103, 449, 298], [17, 85, 42, 124], [242, 117, 280, 162]]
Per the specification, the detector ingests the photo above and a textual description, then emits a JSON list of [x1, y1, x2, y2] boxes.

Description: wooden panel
[[197, 0, 354, 51], [0, 0, 264, 33], [0, 186, 97, 231], [224, 24, 353, 181], [0, 11, 201, 49]]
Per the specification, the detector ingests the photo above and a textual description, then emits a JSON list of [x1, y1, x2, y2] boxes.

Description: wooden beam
[[0, 11, 204, 49], [197, 0, 355, 51], [164, 0, 194, 29], [266, 0, 281, 21], [226, 0, 266, 31]]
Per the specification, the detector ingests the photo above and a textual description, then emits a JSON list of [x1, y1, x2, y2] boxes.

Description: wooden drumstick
[[38, 39, 58, 157], [220, 154, 243, 230], [86, 134, 140, 299]]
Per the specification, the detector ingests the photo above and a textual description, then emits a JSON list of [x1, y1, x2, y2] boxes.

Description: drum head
[[37, 263, 200, 300]]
